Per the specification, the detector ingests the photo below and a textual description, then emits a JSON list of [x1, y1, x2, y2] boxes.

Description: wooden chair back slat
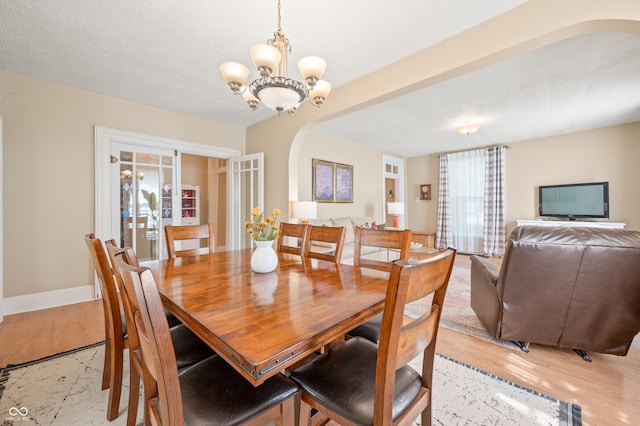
[[353, 227, 412, 271], [165, 224, 215, 258], [304, 225, 346, 263], [276, 223, 308, 256]]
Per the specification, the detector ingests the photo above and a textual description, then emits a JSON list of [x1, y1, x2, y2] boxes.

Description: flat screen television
[[538, 182, 609, 220]]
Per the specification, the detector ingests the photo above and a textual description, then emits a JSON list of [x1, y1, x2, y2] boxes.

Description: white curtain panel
[[447, 149, 486, 254]]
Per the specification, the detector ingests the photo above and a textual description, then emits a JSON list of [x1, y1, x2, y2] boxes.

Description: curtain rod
[[435, 144, 510, 158]]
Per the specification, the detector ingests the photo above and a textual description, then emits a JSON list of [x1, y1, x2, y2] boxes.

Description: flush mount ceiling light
[[219, 0, 331, 115], [456, 122, 480, 135]]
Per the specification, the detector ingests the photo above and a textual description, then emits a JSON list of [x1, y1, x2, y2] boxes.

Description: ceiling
[[2, 1, 639, 158]]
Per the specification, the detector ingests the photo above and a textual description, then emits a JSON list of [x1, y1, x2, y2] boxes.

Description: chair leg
[[298, 399, 313, 426], [281, 396, 296, 426], [126, 357, 141, 426], [106, 341, 124, 421], [421, 403, 432, 426], [102, 337, 112, 390]]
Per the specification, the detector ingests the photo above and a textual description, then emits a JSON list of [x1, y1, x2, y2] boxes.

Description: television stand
[[516, 220, 625, 229]]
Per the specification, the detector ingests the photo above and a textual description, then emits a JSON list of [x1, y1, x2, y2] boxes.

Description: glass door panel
[[113, 144, 175, 260], [229, 153, 264, 250]]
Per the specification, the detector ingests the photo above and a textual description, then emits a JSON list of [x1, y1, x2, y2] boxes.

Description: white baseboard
[[3, 285, 96, 316]]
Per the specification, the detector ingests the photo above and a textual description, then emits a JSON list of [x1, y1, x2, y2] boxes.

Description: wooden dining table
[[142, 248, 390, 386]]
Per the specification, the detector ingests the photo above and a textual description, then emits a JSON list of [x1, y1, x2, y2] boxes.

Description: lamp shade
[[219, 61, 250, 85], [257, 85, 304, 112], [298, 56, 327, 81], [309, 80, 332, 101], [250, 43, 282, 75], [293, 201, 318, 220], [387, 202, 404, 215]]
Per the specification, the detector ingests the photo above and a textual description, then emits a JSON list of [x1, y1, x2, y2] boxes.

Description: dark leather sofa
[[470, 225, 640, 357]]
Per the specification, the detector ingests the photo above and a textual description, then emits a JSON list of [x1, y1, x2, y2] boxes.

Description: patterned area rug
[[0, 343, 581, 425], [407, 254, 521, 351]]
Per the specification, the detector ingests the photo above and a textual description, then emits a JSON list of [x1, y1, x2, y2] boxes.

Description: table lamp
[[293, 201, 318, 225], [387, 202, 404, 228]]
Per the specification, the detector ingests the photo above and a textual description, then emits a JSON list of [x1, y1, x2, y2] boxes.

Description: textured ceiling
[[1, 1, 639, 157]]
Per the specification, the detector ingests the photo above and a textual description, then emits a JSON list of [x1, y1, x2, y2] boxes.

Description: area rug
[[407, 254, 521, 351], [0, 343, 580, 425]]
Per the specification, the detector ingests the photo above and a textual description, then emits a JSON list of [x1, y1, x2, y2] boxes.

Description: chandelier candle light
[[219, 0, 331, 115]]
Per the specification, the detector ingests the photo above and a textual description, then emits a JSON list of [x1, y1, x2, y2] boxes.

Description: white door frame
[[95, 126, 241, 292], [382, 154, 406, 228]]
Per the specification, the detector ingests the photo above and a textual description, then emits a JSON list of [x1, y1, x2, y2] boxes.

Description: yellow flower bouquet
[[245, 207, 281, 241]]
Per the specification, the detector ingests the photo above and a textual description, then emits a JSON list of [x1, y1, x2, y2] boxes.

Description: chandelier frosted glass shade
[[219, 0, 330, 114], [298, 56, 327, 88], [309, 80, 332, 106], [250, 43, 282, 76], [249, 77, 307, 112], [219, 62, 250, 92]]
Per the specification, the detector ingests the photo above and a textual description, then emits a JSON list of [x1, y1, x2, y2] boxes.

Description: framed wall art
[[312, 159, 354, 203], [335, 163, 353, 203], [312, 159, 335, 202], [420, 184, 432, 200]]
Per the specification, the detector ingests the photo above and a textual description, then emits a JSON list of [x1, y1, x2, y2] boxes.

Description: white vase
[[251, 240, 278, 273]]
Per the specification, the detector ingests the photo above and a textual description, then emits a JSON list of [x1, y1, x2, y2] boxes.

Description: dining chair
[[105, 239, 215, 426], [117, 259, 299, 426], [84, 233, 127, 422], [349, 227, 413, 343], [276, 222, 308, 256], [291, 249, 457, 426], [304, 225, 347, 263], [164, 223, 215, 258], [353, 226, 413, 271]]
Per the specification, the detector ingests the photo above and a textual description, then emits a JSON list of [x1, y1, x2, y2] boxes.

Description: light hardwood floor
[[1, 299, 638, 425]]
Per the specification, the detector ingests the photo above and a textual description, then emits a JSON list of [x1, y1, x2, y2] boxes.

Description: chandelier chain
[[277, 0, 282, 32]]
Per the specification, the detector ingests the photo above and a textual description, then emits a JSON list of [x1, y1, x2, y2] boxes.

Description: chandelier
[[219, 0, 331, 114]]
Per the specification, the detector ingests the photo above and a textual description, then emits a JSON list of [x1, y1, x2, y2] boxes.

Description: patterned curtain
[[483, 146, 506, 256], [435, 155, 451, 250]]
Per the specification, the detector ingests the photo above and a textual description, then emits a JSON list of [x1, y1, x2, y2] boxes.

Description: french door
[[228, 153, 264, 250], [95, 126, 261, 296], [111, 144, 177, 261]]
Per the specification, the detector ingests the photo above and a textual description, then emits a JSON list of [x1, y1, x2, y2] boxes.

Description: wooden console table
[[411, 231, 435, 248]]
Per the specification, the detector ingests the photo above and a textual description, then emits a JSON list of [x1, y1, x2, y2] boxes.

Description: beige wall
[[505, 122, 640, 233], [405, 122, 640, 236], [1, 70, 244, 299], [297, 132, 384, 221], [406, 157, 440, 233]]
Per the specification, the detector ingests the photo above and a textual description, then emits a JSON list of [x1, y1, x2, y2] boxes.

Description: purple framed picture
[[335, 163, 353, 203], [312, 159, 353, 203], [312, 159, 334, 202]]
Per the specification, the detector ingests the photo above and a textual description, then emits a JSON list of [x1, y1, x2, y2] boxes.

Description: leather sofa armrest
[[470, 255, 503, 338], [470, 255, 500, 285]]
